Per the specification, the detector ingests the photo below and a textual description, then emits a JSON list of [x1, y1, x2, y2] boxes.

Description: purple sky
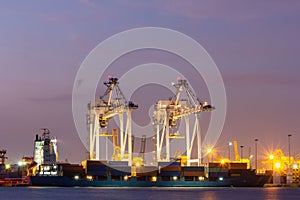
[[1, 0, 300, 163]]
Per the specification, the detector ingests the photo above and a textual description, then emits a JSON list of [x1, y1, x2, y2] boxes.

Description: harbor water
[[0, 187, 299, 200]]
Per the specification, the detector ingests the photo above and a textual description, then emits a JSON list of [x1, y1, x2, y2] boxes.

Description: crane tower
[[153, 79, 213, 166], [87, 77, 138, 165]]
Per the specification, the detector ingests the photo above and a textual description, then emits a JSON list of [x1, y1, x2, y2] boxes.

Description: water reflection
[[1, 187, 300, 200], [264, 188, 280, 200], [200, 191, 217, 200]]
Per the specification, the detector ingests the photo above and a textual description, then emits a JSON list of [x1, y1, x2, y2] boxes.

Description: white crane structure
[[153, 79, 214, 166], [87, 77, 138, 165]]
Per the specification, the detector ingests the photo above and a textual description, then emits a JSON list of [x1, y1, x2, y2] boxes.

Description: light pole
[[228, 142, 232, 162], [288, 134, 292, 166], [269, 154, 274, 171], [255, 139, 258, 170], [240, 145, 244, 162], [287, 134, 292, 184], [207, 148, 213, 163]]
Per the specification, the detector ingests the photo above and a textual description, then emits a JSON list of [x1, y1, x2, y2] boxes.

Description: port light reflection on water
[[1, 187, 300, 200]]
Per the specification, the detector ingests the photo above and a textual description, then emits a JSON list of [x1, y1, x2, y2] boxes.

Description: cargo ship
[[29, 160, 271, 187], [0, 150, 31, 186], [28, 130, 271, 187], [29, 78, 271, 187]]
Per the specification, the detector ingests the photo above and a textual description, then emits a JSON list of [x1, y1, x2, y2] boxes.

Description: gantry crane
[[87, 77, 138, 165], [153, 79, 213, 166]]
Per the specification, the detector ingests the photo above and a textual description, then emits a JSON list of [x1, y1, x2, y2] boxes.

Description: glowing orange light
[[292, 164, 298, 169], [207, 148, 212, 154]]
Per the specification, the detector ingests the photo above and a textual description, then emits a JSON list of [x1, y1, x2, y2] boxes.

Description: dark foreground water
[[0, 187, 299, 200]]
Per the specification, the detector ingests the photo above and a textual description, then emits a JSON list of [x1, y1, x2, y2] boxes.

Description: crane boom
[[97, 77, 137, 128], [168, 102, 213, 123]]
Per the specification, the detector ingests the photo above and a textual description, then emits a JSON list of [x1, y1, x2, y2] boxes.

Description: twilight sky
[[1, 0, 300, 163]]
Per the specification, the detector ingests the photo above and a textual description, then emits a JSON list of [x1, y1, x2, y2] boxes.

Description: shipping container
[[160, 171, 181, 177], [109, 166, 131, 176], [182, 166, 205, 172], [136, 166, 158, 176], [108, 161, 129, 166], [61, 164, 84, 177], [110, 166, 131, 172], [110, 170, 131, 176], [183, 171, 204, 177], [158, 161, 180, 167], [228, 163, 247, 170], [229, 169, 250, 175], [207, 168, 228, 173], [208, 162, 229, 168], [87, 170, 108, 176], [85, 160, 107, 166], [208, 172, 228, 178], [136, 171, 158, 177], [160, 166, 181, 172], [87, 165, 108, 171]]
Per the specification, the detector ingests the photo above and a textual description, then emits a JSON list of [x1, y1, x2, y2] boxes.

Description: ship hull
[[29, 175, 270, 187]]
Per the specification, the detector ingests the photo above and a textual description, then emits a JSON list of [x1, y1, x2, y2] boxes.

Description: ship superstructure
[[33, 128, 58, 175]]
